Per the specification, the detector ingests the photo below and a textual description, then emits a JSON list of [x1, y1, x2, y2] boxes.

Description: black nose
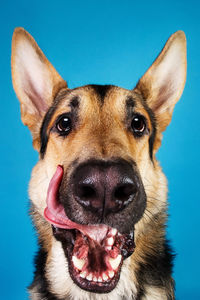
[[72, 160, 138, 215]]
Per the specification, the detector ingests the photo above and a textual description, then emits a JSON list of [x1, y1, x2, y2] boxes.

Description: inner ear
[[11, 27, 67, 150], [135, 31, 187, 132]]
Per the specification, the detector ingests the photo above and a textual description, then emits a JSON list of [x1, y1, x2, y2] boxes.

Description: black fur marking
[[126, 96, 135, 120], [29, 247, 60, 300], [126, 96, 135, 108], [135, 240, 175, 299], [40, 104, 58, 158], [70, 96, 79, 108], [148, 114, 156, 160], [139, 96, 157, 160], [149, 124, 156, 160], [90, 84, 113, 102]]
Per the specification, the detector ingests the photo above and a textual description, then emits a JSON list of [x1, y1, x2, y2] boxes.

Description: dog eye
[[131, 115, 146, 136], [56, 115, 72, 135]]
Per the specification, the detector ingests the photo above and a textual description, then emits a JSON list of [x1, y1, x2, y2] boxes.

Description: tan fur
[[11, 28, 186, 299]]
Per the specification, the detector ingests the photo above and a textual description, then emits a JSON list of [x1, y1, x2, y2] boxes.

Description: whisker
[[143, 209, 157, 224], [144, 189, 161, 198], [143, 176, 166, 187], [147, 196, 161, 202]]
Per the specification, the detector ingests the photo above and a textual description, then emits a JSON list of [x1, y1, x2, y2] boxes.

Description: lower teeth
[[108, 270, 115, 278], [79, 272, 115, 283]]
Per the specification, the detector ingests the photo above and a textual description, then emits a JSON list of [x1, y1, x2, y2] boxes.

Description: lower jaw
[[67, 250, 121, 293], [52, 227, 133, 294]]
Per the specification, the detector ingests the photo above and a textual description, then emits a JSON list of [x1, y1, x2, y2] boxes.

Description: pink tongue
[[44, 166, 109, 243]]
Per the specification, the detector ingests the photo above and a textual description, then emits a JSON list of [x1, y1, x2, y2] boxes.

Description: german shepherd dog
[[11, 28, 186, 299]]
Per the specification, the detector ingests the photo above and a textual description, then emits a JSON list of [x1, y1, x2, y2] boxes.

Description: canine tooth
[[86, 273, 92, 281], [108, 254, 122, 270], [93, 276, 97, 282], [111, 228, 117, 236], [98, 276, 102, 282], [102, 273, 108, 281], [108, 271, 115, 279], [72, 255, 85, 270], [107, 237, 114, 246], [80, 271, 87, 278]]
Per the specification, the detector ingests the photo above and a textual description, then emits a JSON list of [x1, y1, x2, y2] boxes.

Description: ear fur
[[135, 31, 187, 133], [11, 27, 67, 150]]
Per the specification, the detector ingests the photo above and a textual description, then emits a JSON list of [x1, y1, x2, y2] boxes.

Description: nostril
[[78, 184, 97, 200], [114, 184, 136, 203], [76, 184, 102, 210]]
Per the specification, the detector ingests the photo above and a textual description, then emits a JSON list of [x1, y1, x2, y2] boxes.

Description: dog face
[[11, 28, 186, 297]]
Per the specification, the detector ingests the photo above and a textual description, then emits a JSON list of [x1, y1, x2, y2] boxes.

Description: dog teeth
[[107, 237, 114, 246], [111, 228, 117, 236], [80, 271, 87, 278], [86, 273, 93, 281], [108, 270, 115, 279], [98, 276, 103, 282], [108, 254, 122, 270], [72, 255, 85, 271], [82, 272, 111, 282], [102, 273, 108, 281]]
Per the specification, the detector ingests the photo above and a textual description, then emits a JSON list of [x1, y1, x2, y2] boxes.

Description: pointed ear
[[135, 31, 187, 133], [11, 27, 67, 150]]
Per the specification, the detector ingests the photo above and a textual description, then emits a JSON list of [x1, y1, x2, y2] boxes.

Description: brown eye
[[56, 115, 72, 135], [131, 115, 146, 136]]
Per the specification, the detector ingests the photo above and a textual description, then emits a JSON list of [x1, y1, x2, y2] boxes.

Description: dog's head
[[11, 28, 186, 295]]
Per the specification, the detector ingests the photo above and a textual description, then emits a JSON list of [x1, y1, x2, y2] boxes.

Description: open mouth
[[44, 166, 135, 293]]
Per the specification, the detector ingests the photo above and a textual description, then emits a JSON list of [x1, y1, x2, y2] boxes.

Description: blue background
[[1, 1, 199, 299]]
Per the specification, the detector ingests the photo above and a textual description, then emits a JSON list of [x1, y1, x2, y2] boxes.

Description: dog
[[11, 28, 186, 300]]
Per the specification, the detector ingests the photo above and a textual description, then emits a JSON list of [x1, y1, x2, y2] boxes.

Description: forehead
[[54, 84, 146, 112]]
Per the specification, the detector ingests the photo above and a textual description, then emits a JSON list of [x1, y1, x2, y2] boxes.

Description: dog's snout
[[72, 160, 138, 215]]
